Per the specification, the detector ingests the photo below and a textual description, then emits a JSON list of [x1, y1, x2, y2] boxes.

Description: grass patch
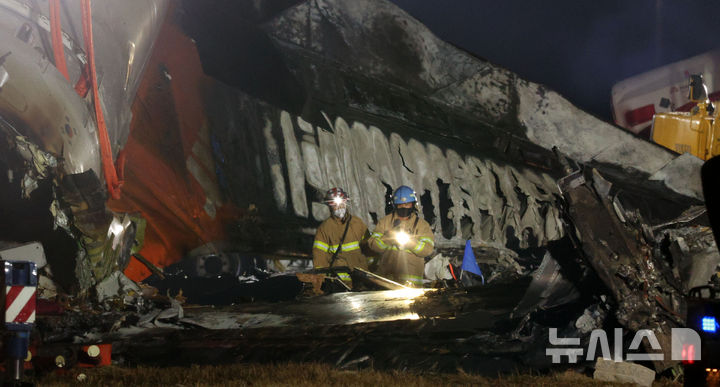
[[34, 362, 680, 386]]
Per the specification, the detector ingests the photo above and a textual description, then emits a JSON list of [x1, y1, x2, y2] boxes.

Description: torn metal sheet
[[660, 226, 719, 291], [651, 205, 707, 231], [511, 252, 579, 318], [96, 271, 141, 303], [10, 135, 57, 198], [50, 199, 70, 231], [555, 157, 686, 371], [155, 298, 184, 322], [83, 213, 143, 282]]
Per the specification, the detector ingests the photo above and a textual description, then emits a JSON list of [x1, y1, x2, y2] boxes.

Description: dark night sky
[[389, 0, 720, 123]]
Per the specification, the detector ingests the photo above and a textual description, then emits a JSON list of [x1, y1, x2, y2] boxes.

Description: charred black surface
[[145, 273, 304, 305], [436, 178, 455, 239], [419, 189, 436, 227], [180, 0, 556, 171], [382, 181, 394, 215], [107, 280, 569, 376], [112, 321, 542, 375]]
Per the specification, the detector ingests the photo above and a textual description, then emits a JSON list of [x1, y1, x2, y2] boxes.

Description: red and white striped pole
[[3, 261, 37, 382]]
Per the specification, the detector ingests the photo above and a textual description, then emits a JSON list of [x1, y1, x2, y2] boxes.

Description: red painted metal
[[49, 0, 69, 81], [109, 10, 239, 281], [80, 0, 123, 199]]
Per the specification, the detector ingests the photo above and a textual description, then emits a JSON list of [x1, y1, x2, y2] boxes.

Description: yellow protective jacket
[[368, 212, 434, 287], [313, 213, 370, 278]]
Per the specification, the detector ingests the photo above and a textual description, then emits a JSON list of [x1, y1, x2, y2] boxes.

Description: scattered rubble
[[96, 271, 141, 305]]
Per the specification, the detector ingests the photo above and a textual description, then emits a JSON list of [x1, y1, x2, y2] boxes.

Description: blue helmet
[[393, 185, 417, 205]]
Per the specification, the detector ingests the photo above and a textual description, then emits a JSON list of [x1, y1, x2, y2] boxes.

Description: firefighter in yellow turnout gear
[[369, 185, 434, 287], [313, 188, 370, 284]]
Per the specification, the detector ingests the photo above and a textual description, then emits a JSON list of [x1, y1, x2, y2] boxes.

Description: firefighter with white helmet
[[312, 187, 370, 283], [368, 185, 434, 287]]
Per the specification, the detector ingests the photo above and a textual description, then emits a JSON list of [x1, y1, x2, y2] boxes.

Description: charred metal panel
[[0, 0, 169, 154], [556, 164, 685, 371], [208, 86, 564, 252], [183, 0, 703, 202]]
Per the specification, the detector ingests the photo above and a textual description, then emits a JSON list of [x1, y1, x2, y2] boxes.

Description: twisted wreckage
[[0, 0, 715, 379]]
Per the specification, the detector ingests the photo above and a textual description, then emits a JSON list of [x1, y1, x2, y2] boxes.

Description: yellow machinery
[[652, 74, 720, 160]]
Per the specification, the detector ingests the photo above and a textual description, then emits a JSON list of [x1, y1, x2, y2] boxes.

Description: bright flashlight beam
[[332, 197, 343, 205], [395, 231, 410, 247]]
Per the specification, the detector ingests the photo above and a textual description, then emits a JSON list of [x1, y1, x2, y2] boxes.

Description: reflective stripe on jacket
[[312, 213, 370, 270], [312, 240, 361, 253]]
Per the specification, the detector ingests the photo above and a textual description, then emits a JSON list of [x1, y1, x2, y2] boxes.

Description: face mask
[[396, 207, 413, 218], [333, 207, 347, 219]]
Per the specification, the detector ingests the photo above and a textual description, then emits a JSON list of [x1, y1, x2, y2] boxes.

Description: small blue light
[[702, 316, 717, 332]]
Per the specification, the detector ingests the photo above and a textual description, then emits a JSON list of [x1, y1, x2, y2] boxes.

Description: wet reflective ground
[[243, 288, 431, 326], [106, 278, 566, 375]]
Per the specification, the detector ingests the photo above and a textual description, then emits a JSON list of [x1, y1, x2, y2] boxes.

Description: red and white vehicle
[[611, 49, 720, 136]]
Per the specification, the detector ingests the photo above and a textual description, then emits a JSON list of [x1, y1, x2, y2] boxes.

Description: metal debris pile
[[8, 155, 712, 382]]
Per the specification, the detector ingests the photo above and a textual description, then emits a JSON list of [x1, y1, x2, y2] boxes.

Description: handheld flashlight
[[395, 231, 410, 247]]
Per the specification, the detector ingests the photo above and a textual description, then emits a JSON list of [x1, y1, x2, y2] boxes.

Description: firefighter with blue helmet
[[368, 185, 434, 287]]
